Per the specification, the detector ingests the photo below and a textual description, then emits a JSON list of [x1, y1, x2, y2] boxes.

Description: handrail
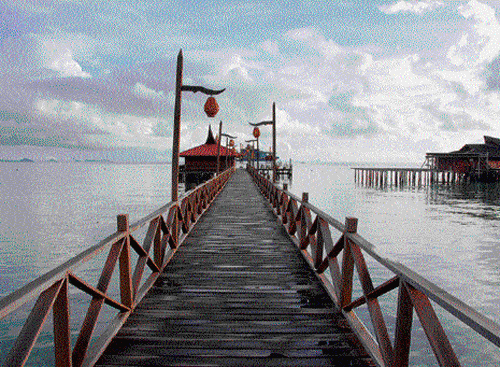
[[247, 165, 500, 367], [0, 167, 235, 367]]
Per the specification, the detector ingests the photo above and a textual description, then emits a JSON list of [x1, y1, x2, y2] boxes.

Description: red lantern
[[229, 139, 235, 147], [204, 96, 219, 117], [253, 127, 260, 138]]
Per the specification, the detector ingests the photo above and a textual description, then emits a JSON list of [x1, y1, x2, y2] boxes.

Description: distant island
[[0, 158, 35, 163], [73, 159, 114, 163], [0, 158, 173, 164]]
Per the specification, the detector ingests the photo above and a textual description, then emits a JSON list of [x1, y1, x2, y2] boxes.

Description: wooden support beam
[[3, 280, 64, 367], [405, 283, 460, 367], [118, 214, 133, 308], [53, 278, 72, 367]]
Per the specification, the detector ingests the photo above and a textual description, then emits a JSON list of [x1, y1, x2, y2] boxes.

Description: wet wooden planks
[[95, 169, 375, 367]]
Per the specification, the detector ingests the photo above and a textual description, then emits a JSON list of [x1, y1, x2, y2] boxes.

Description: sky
[[2, 0, 500, 163]]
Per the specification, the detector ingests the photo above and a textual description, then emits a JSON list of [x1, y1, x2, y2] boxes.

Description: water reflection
[[0, 162, 172, 296], [289, 163, 500, 366]]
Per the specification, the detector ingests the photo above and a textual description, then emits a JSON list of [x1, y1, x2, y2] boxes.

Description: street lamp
[[221, 132, 237, 171], [245, 139, 257, 168], [171, 50, 225, 201], [249, 102, 277, 182]]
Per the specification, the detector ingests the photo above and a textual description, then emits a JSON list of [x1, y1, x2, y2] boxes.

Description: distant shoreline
[[0, 159, 173, 164]]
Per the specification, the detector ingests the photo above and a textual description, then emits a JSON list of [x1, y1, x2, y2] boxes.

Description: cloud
[[486, 56, 500, 89], [0, 33, 92, 79], [286, 27, 342, 59], [2, 0, 500, 163], [456, 0, 500, 65], [133, 83, 165, 100], [379, 0, 444, 15], [423, 104, 490, 131], [46, 48, 91, 78]]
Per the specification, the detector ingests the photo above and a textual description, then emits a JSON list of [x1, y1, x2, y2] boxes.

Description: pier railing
[[248, 165, 500, 367], [0, 167, 234, 367]]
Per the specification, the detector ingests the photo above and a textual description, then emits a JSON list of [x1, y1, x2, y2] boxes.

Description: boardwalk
[[95, 170, 374, 367]]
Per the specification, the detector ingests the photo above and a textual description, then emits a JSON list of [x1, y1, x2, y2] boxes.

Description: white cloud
[[260, 40, 280, 56], [379, 0, 444, 14], [0, 34, 92, 79], [457, 0, 500, 65], [31, 98, 165, 149], [46, 48, 91, 78], [286, 27, 342, 59], [133, 83, 165, 100], [276, 108, 321, 136], [3, 0, 500, 162], [40, 35, 92, 78]]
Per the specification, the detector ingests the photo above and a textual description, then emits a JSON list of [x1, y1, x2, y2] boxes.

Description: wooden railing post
[[117, 214, 133, 308], [345, 216, 358, 234], [394, 281, 413, 367], [340, 217, 357, 308], [54, 278, 71, 367]]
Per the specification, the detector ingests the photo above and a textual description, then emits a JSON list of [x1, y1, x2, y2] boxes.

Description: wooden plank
[[94, 170, 375, 367]]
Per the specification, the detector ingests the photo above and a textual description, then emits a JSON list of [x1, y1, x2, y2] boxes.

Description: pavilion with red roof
[[179, 126, 238, 189]]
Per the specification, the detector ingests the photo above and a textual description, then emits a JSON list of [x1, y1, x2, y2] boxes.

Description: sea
[[0, 161, 499, 366]]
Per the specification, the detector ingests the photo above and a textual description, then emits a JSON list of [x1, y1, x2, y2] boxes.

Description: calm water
[[1, 161, 500, 366]]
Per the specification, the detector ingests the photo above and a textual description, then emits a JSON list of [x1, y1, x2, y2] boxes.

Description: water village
[[2, 51, 500, 367], [354, 135, 500, 187]]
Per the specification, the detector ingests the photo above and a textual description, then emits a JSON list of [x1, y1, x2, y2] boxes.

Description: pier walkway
[[95, 169, 374, 366], [6, 168, 500, 366]]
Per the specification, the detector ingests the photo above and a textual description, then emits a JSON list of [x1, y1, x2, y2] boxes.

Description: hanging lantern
[[253, 127, 260, 138], [229, 139, 235, 147], [204, 96, 219, 118]]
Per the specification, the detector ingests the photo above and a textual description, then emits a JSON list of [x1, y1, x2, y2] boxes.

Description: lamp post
[[252, 127, 260, 172], [249, 102, 277, 182], [221, 132, 237, 171], [216, 121, 222, 175], [171, 50, 225, 201], [245, 139, 257, 168]]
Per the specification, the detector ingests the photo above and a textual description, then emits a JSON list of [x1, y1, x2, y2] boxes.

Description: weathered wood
[[170, 50, 183, 202], [405, 283, 460, 367], [349, 241, 394, 366], [53, 278, 72, 367], [394, 282, 413, 367], [117, 215, 133, 308], [3, 280, 64, 367], [343, 276, 399, 311], [0, 168, 234, 367], [95, 169, 374, 367]]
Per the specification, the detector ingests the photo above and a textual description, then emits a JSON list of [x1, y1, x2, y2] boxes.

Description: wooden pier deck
[[95, 169, 374, 367]]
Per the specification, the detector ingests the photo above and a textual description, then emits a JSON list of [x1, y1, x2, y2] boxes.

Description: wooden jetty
[[255, 166, 293, 180], [2, 167, 500, 367], [95, 169, 373, 367], [357, 136, 500, 188], [425, 135, 500, 183], [352, 167, 478, 187]]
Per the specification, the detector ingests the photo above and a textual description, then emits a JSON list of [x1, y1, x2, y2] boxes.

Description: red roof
[[180, 126, 239, 157], [180, 143, 238, 157]]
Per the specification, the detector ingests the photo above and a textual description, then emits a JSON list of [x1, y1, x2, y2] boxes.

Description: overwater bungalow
[[426, 135, 500, 181], [180, 126, 238, 189]]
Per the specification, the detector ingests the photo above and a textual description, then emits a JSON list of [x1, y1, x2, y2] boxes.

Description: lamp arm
[[181, 85, 226, 95], [249, 120, 273, 126]]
